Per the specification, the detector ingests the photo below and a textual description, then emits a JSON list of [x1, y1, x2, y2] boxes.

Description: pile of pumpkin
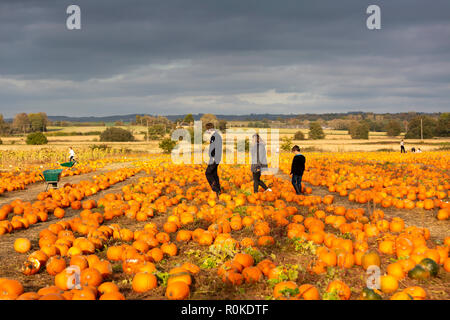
[[0, 158, 110, 195], [279, 152, 449, 219], [0, 155, 147, 196], [3, 216, 200, 299], [0, 159, 449, 300], [128, 163, 449, 299], [0, 167, 141, 235], [0, 171, 42, 194]]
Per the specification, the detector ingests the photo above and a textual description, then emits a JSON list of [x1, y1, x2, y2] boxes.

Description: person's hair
[[205, 123, 214, 130], [292, 145, 300, 152]]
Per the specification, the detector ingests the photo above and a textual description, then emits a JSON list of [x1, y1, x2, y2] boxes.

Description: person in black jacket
[[290, 145, 305, 194], [205, 123, 222, 196], [250, 134, 272, 193]]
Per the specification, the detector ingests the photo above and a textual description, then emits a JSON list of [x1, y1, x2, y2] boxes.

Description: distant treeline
[[45, 131, 102, 137], [50, 121, 107, 127], [0, 112, 48, 135], [1, 111, 448, 140], [42, 111, 447, 122]]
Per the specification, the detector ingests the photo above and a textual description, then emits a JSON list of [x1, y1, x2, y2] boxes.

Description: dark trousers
[[206, 163, 221, 193], [69, 156, 75, 162], [400, 146, 405, 153], [252, 171, 268, 193], [292, 174, 303, 195]]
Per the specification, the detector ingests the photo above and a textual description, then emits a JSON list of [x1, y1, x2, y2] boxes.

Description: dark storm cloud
[[0, 0, 449, 116]]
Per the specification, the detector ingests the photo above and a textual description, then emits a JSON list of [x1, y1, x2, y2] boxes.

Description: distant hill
[[46, 113, 300, 123], [43, 112, 439, 123], [47, 114, 142, 123]]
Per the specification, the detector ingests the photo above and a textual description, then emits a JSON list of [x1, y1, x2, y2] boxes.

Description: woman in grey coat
[[250, 134, 272, 193]]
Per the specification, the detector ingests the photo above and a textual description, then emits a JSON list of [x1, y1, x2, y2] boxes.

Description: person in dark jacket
[[290, 145, 305, 194], [400, 139, 406, 153], [205, 123, 222, 196], [250, 134, 272, 193]]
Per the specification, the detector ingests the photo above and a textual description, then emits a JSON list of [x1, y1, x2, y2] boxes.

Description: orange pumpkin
[[132, 272, 157, 293]]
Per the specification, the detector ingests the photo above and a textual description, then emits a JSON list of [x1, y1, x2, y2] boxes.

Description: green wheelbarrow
[[60, 161, 76, 168], [41, 169, 64, 191]]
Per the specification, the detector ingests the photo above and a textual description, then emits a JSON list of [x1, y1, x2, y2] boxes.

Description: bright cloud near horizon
[[0, 0, 449, 118]]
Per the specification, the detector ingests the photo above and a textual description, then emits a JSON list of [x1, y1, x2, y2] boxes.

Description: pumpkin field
[[0, 149, 449, 300]]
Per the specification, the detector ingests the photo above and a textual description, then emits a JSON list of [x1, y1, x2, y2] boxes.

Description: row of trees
[[23, 114, 448, 146], [405, 114, 449, 139], [0, 113, 48, 135], [3, 112, 448, 145], [293, 122, 326, 140], [170, 113, 450, 140], [51, 121, 106, 127], [247, 121, 270, 128], [292, 113, 449, 140], [328, 118, 403, 135], [99, 114, 227, 151], [134, 115, 173, 127], [292, 111, 442, 126], [196, 113, 227, 131]]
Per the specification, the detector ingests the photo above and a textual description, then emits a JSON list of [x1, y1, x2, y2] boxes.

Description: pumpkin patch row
[[1, 153, 449, 300], [0, 167, 142, 234], [0, 155, 147, 196], [280, 152, 449, 218], [104, 163, 449, 299], [0, 159, 112, 195]]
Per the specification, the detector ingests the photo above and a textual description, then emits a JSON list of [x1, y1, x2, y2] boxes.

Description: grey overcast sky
[[0, 0, 449, 117]]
